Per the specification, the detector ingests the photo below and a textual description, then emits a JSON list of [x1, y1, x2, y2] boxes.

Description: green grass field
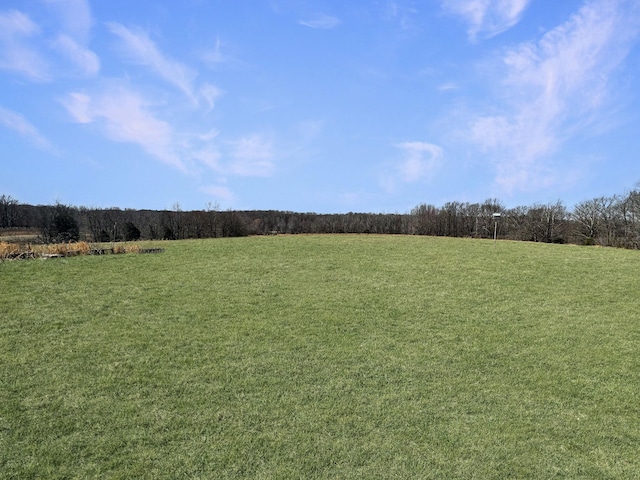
[[2, 235, 640, 479]]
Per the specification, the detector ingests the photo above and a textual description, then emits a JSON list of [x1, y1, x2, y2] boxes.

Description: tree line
[[1, 184, 640, 248]]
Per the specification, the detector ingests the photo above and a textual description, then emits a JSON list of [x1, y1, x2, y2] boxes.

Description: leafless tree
[[0, 194, 18, 228]]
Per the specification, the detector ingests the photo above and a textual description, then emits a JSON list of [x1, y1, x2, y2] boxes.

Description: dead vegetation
[[0, 241, 162, 261]]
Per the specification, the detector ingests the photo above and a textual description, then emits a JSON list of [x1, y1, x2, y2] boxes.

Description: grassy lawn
[[2, 235, 640, 479]]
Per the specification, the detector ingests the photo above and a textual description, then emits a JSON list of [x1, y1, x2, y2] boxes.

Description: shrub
[[124, 222, 141, 241], [51, 204, 80, 243]]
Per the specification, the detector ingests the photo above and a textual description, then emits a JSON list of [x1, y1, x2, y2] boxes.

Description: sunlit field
[[2, 235, 639, 479]]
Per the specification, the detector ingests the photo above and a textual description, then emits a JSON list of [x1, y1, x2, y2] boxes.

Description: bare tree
[[410, 203, 438, 235], [572, 196, 616, 245], [614, 188, 640, 248], [0, 194, 18, 228]]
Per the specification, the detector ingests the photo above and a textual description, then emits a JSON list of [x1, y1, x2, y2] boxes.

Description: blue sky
[[2, 0, 640, 213]]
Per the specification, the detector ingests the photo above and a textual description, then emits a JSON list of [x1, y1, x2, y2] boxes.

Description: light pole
[[492, 213, 501, 241]]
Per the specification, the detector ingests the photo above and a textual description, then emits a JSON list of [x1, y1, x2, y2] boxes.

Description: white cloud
[[229, 134, 275, 176], [51, 34, 99, 75], [61, 87, 274, 179], [62, 86, 186, 171], [200, 185, 236, 205], [396, 141, 444, 182], [0, 106, 57, 154], [192, 145, 221, 171], [43, 0, 100, 76], [299, 14, 341, 29], [0, 10, 50, 81], [202, 37, 225, 65], [107, 22, 223, 109], [437, 82, 459, 91], [107, 22, 198, 101], [197, 128, 220, 142], [0, 3, 99, 80], [0, 9, 39, 37], [382, 1, 419, 30], [43, 0, 93, 43], [467, 0, 640, 192], [443, 0, 532, 40], [199, 83, 224, 111], [63, 92, 92, 123]]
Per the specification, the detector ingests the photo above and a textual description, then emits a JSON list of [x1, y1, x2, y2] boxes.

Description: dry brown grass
[[48, 243, 70, 255], [125, 244, 141, 254], [75, 241, 91, 254], [0, 242, 20, 259], [1, 241, 142, 259]]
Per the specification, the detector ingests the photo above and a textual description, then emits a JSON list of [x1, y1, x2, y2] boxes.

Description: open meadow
[[1, 235, 640, 479]]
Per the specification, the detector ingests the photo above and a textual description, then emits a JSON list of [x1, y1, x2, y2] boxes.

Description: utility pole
[[492, 213, 501, 241]]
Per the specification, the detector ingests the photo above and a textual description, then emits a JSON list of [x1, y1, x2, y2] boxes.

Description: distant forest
[[2, 184, 640, 249]]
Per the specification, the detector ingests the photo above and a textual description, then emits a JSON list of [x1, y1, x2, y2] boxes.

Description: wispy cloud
[[192, 145, 221, 172], [0, 10, 50, 81], [61, 84, 275, 179], [62, 86, 186, 171], [0, 106, 57, 154], [0, 10, 40, 38], [51, 34, 99, 75], [437, 82, 459, 92], [192, 131, 279, 178], [107, 22, 224, 109], [299, 13, 341, 29], [199, 83, 224, 111], [0, 2, 99, 80], [228, 134, 275, 176], [201, 37, 225, 65], [44, 0, 99, 76], [443, 0, 532, 41], [467, 0, 640, 192], [396, 141, 444, 182], [43, 0, 93, 43], [382, 1, 419, 30], [107, 22, 198, 101], [379, 141, 444, 194], [200, 184, 236, 205]]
